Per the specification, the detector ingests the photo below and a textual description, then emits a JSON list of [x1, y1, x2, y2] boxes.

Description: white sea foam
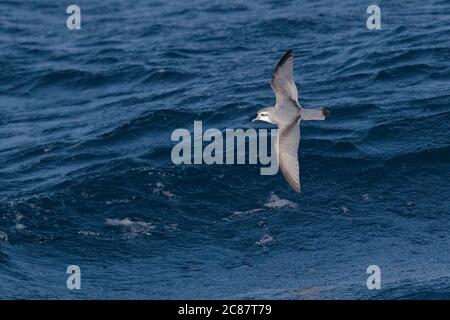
[[78, 230, 100, 237], [105, 198, 133, 205], [264, 194, 297, 209], [0, 231, 8, 242], [225, 194, 296, 221], [15, 224, 26, 230], [105, 218, 155, 238], [222, 208, 264, 221], [231, 208, 263, 216], [153, 182, 175, 198], [256, 233, 274, 246]]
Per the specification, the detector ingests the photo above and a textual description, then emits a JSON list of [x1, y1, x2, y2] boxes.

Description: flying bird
[[253, 49, 329, 192]]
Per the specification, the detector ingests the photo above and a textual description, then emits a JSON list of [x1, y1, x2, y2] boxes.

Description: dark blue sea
[[0, 0, 449, 299]]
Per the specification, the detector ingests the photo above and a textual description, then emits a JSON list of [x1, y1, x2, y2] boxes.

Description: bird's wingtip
[[322, 108, 330, 117], [276, 49, 294, 67], [290, 182, 301, 193], [285, 48, 293, 58]]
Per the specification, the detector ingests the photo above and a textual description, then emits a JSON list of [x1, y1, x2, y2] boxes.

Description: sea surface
[[0, 0, 449, 299]]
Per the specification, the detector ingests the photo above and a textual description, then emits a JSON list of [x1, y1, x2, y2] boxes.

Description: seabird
[[253, 49, 329, 192]]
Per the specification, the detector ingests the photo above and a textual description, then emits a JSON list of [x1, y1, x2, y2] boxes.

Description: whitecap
[[222, 208, 264, 221], [153, 182, 175, 198], [256, 233, 273, 246], [15, 224, 26, 230], [105, 218, 155, 238], [264, 194, 297, 209], [78, 230, 100, 237], [0, 231, 8, 242], [341, 206, 349, 213], [231, 208, 263, 216]]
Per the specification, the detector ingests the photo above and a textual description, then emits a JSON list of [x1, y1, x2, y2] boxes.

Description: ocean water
[[0, 0, 449, 299]]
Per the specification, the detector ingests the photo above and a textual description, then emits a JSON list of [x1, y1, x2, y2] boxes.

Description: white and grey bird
[[253, 49, 329, 192]]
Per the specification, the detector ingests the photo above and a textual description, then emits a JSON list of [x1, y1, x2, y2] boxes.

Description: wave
[[1, 0, 450, 299]]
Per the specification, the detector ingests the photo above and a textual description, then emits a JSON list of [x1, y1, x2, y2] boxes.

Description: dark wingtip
[[281, 49, 293, 63], [275, 49, 293, 70], [323, 108, 330, 117]]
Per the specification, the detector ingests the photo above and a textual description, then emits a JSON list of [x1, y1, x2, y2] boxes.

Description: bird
[[252, 49, 329, 192]]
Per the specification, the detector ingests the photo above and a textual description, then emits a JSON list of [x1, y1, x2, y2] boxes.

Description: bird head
[[252, 107, 274, 124]]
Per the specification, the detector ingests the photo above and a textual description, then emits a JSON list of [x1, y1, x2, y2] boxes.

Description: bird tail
[[301, 108, 329, 120]]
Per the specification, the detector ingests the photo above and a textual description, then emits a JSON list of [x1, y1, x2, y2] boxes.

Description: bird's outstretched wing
[[278, 121, 301, 192], [271, 49, 299, 104]]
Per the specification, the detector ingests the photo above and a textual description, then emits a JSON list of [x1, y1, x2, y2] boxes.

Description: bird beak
[[252, 116, 259, 122]]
